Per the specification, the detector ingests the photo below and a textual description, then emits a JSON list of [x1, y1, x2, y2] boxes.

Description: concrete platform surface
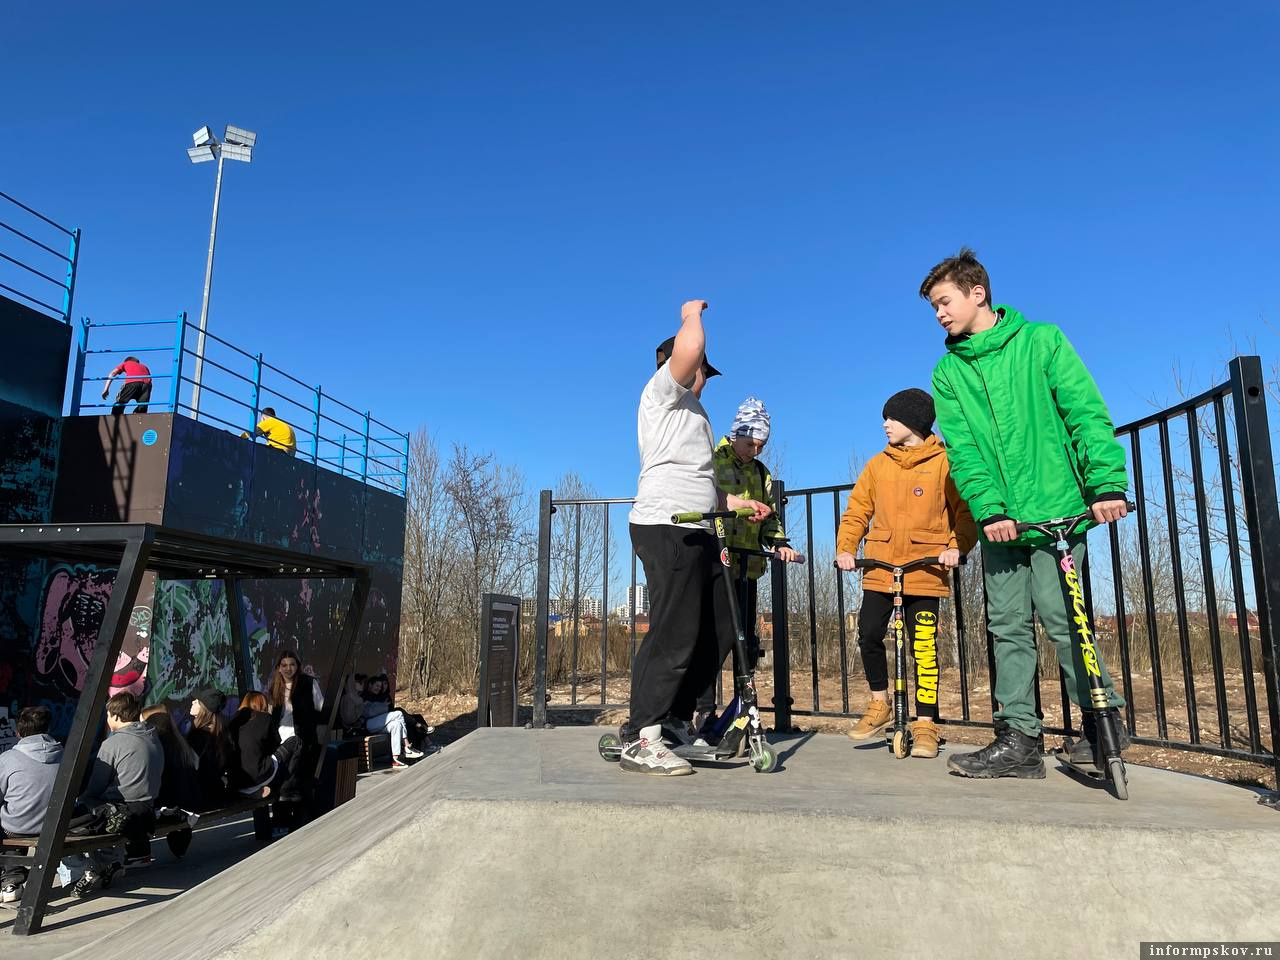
[[40, 728, 1280, 960]]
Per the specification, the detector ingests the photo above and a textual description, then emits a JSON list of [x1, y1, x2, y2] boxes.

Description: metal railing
[[529, 356, 1280, 788], [67, 314, 409, 494], [0, 191, 79, 324]]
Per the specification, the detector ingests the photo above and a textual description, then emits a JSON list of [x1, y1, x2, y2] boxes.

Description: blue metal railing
[[0, 191, 79, 324], [70, 314, 409, 495]]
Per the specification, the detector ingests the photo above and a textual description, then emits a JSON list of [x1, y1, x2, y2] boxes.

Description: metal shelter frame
[[0, 522, 372, 936]]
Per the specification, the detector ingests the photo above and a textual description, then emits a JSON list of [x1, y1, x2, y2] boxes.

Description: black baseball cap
[[656, 336, 721, 378]]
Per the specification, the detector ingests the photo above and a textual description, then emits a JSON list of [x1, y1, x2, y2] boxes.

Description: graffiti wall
[[2, 405, 406, 757]]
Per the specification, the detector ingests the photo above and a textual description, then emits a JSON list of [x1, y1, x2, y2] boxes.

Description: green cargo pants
[[982, 535, 1125, 738]]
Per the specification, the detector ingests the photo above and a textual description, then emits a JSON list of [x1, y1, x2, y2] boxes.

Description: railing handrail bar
[[85, 318, 177, 328], [258, 357, 318, 393], [783, 482, 855, 497], [0, 250, 64, 288], [551, 497, 638, 506], [1114, 380, 1230, 435], [0, 221, 72, 263], [175, 377, 254, 412], [0, 281, 60, 316], [0, 191, 73, 236], [83, 346, 175, 356], [179, 352, 255, 386]]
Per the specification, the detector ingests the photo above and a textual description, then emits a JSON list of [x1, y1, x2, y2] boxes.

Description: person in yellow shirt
[[241, 407, 297, 455]]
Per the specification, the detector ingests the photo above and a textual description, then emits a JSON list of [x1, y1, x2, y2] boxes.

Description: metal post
[[339, 434, 347, 476], [1228, 356, 1280, 796], [14, 531, 154, 935], [224, 577, 251, 695], [249, 353, 262, 433], [70, 317, 89, 414], [170, 312, 188, 413], [361, 410, 370, 481], [401, 434, 410, 491], [318, 573, 371, 773], [570, 504, 581, 705], [190, 149, 225, 421], [833, 490, 850, 713], [770, 480, 794, 732], [310, 387, 323, 464], [532, 490, 553, 729], [61, 227, 80, 325], [601, 504, 610, 706]]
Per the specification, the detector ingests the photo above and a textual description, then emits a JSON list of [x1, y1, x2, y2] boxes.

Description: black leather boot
[[947, 725, 1045, 779]]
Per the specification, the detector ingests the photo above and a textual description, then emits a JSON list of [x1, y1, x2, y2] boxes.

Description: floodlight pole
[[190, 147, 225, 422]]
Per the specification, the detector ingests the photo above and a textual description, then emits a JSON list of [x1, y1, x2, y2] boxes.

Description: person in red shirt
[[101, 357, 153, 415]]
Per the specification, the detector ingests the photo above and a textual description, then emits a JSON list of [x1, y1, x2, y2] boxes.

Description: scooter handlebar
[[1011, 500, 1138, 535], [836, 556, 967, 573], [671, 507, 755, 524]]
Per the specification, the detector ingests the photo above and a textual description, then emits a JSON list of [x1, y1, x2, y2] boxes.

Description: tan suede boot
[[910, 718, 940, 758], [846, 698, 892, 740]]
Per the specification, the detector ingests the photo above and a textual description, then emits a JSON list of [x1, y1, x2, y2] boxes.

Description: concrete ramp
[[67, 728, 1280, 960]]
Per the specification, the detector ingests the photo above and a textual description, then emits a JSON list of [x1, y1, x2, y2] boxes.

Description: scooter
[[598, 507, 802, 773], [844, 555, 965, 758], [1013, 504, 1136, 801]]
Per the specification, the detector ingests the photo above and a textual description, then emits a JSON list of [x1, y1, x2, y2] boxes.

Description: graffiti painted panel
[[314, 469, 363, 561], [164, 415, 253, 538], [147, 578, 237, 706], [246, 450, 323, 555], [0, 400, 60, 524], [363, 487, 407, 564]]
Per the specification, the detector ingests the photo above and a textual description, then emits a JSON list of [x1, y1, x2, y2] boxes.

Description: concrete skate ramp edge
[[67, 730, 1280, 960]]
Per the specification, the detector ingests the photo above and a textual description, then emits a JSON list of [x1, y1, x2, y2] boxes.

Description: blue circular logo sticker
[[142, 430, 158, 447]]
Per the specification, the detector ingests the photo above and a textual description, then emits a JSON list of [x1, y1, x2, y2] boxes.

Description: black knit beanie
[[193, 687, 226, 715], [882, 388, 935, 439]]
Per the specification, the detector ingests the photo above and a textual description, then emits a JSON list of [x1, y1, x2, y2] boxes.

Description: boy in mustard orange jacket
[[835, 389, 977, 757]]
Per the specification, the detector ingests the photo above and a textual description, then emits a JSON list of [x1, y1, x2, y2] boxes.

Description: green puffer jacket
[[931, 306, 1128, 545]]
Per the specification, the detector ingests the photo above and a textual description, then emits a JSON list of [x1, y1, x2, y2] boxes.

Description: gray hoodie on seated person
[[0, 734, 63, 836], [81, 721, 164, 806]]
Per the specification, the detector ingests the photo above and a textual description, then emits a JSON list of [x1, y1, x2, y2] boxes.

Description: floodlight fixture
[[223, 125, 257, 148], [186, 121, 259, 421], [220, 142, 253, 163]]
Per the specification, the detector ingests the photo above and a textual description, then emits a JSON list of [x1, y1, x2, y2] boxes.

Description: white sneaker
[[1, 881, 22, 904], [619, 737, 693, 777], [403, 746, 425, 760]]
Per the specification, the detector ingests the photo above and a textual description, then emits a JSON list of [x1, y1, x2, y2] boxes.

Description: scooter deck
[[596, 739, 748, 764], [1051, 746, 1108, 781]]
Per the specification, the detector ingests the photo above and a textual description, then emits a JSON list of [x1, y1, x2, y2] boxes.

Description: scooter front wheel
[[1107, 757, 1129, 800], [892, 730, 910, 759], [751, 741, 778, 773]]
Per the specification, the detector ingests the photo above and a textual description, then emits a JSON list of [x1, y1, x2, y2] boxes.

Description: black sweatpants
[[694, 576, 757, 715], [627, 522, 735, 737], [112, 380, 152, 414], [857, 590, 942, 720]]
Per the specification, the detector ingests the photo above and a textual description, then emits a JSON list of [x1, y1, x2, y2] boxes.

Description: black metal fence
[[530, 356, 1280, 786]]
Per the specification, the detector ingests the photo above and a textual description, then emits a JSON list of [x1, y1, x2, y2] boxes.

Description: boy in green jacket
[[922, 248, 1131, 779]]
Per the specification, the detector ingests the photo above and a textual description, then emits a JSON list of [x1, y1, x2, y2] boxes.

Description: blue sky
[[4, 3, 1278, 496]]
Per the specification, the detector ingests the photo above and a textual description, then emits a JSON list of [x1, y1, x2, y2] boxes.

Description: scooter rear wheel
[[891, 730, 910, 759], [1107, 757, 1129, 800], [598, 733, 621, 762]]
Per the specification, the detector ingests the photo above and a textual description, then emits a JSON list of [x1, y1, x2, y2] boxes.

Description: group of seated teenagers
[[0, 651, 427, 906]]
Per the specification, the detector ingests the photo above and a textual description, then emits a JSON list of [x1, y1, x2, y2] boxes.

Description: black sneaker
[[71, 870, 102, 899], [1068, 709, 1131, 767], [658, 714, 697, 748], [947, 726, 1046, 779], [0, 880, 22, 904]]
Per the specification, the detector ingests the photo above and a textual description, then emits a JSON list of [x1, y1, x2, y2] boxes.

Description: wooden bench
[[358, 733, 391, 772], [0, 796, 278, 868]]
